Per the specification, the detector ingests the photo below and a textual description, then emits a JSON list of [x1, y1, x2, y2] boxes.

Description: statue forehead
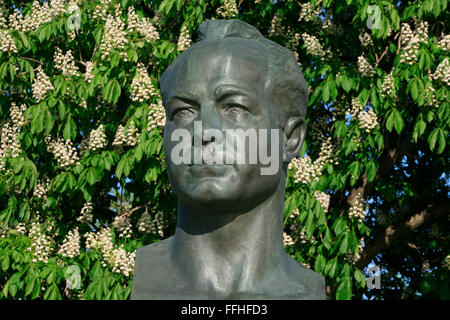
[[168, 38, 269, 93]]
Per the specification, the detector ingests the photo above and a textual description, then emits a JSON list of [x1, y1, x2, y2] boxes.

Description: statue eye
[[173, 107, 197, 119], [225, 103, 250, 114]]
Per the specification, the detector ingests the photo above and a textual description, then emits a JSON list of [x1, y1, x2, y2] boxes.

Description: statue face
[[163, 39, 284, 213]]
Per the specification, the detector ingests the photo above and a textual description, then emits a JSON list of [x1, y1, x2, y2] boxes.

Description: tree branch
[[19, 56, 43, 65], [356, 201, 450, 269], [347, 134, 412, 206], [375, 46, 389, 68]]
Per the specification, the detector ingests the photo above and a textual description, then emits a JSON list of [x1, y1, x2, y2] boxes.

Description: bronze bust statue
[[131, 19, 325, 300]]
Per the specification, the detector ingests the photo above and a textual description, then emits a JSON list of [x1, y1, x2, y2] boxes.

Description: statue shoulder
[[131, 237, 176, 300], [283, 254, 326, 300], [135, 237, 173, 261]]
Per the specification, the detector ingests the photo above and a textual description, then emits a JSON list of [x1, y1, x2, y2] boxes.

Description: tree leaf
[[437, 129, 446, 154], [44, 109, 54, 134], [86, 167, 97, 185], [393, 109, 404, 134], [427, 128, 439, 152], [336, 277, 352, 300], [339, 232, 349, 254], [103, 79, 121, 104], [2, 255, 10, 272], [342, 75, 352, 93]]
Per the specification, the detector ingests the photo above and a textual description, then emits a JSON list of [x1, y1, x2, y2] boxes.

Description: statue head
[[160, 19, 308, 213]]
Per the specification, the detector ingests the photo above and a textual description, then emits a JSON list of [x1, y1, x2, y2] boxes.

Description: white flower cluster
[[112, 125, 125, 146], [344, 238, 364, 264], [77, 201, 93, 223], [358, 108, 378, 133], [112, 210, 133, 238], [100, 8, 129, 60], [177, 25, 192, 52], [57, 227, 80, 258], [300, 262, 311, 269], [131, 62, 158, 102], [380, 72, 395, 98], [147, 100, 166, 131], [313, 191, 330, 214], [288, 155, 316, 184], [302, 33, 330, 59], [0, 1, 7, 29], [127, 6, 160, 42], [322, 19, 343, 36], [431, 58, 450, 86], [348, 192, 366, 223], [54, 47, 79, 77], [424, 86, 439, 108], [437, 34, 450, 51], [357, 55, 375, 77], [289, 208, 300, 219], [286, 28, 301, 59], [16, 222, 27, 235], [125, 120, 138, 146], [309, 116, 328, 143], [442, 255, 450, 271], [85, 227, 136, 277], [0, 30, 18, 53], [110, 246, 136, 277], [33, 176, 50, 200], [8, 1, 54, 33], [298, 2, 321, 22], [298, 225, 316, 244], [283, 232, 295, 246], [27, 220, 53, 263], [92, 0, 111, 20], [0, 103, 27, 170], [421, 260, 431, 272], [359, 32, 373, 47], [113, 122, 138, 147], [149, 211, 165, 237], [9, 102, 26, 127], [137, 211, 151, 233], [50, 0, 67, 16], [88, 124, 107, 151], [315, 136, 334, 169], [45, 136, 80, 167], [84, 61, 95, 83], [347, 97, 363, 118], [85, 227, 113, 258], [216, 0, 239, 18], [288, 221, 316, 245], [0, 226, 9, 238], [269, 13, 285, 37], [32, 66, 54, 102], [414, 20, 429, 43], [347, 97, 378, 133], [288, 137, 333, 184], [399, 22, 428, 65], [79, 135, 90, 155]]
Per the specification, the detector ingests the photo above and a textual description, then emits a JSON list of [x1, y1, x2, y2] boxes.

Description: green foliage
[[0, 0, 448, 300]]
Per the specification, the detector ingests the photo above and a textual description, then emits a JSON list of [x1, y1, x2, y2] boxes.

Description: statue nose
[[200, 103, 222, 131], [191, 103, 223, 148]]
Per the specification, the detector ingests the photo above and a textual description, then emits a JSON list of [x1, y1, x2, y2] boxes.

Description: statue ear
[[283, 116, 306, 163]]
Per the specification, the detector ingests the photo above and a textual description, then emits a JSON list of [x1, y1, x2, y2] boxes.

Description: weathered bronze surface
[[131, 19, 325, 300]]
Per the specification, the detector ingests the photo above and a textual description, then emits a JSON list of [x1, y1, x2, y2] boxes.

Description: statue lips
[[187, 164, 234, 178]]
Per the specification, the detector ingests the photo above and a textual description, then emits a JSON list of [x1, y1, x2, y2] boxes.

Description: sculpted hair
[[160, 19, 308, 127]]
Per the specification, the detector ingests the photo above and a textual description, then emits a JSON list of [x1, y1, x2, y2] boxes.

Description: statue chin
[[168, 162, 282, 213]]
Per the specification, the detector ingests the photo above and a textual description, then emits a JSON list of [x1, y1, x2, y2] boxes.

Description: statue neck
[[171, 175, 287, 288]]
